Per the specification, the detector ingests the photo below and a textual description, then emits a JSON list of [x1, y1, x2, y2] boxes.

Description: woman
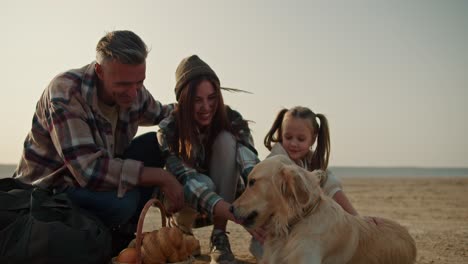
[[157, 55, 261, 263]]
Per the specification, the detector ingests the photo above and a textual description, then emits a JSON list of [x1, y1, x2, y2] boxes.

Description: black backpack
[[0, 178, 111, 264]]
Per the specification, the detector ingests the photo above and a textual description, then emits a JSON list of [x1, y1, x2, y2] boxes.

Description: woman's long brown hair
[[167, 75, 231, 167]]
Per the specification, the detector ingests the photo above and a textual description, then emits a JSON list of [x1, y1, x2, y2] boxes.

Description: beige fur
[[232, 156, 417, 264]]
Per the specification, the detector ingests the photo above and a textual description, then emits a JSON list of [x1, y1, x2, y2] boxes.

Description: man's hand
[[140, 167, 184, 213]]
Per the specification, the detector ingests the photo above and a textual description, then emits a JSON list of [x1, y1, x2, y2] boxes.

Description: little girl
[[250, 106, 359, 260]]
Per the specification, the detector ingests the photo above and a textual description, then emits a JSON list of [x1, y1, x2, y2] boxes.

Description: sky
[[1, 0, 467, 168]]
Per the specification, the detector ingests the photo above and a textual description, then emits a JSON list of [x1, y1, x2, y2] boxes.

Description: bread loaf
[[168, 227, 183, 249], [140, 226, 200, 263], [184, 234, 200, 255], [177, 239, 189, 262], [141, 245, 165, 264], [141, 230, 166, 264], [157, 227, 179, 259]]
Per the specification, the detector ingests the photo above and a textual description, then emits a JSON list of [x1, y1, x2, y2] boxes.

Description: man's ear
[[279, 164, 309, 205], [95, 63, 103, 80]]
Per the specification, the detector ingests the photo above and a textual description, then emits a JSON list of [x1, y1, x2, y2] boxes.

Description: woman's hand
[[214, 201, 268, 243]]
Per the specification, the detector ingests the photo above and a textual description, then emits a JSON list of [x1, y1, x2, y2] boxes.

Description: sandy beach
[[141, 176, 468, 264]]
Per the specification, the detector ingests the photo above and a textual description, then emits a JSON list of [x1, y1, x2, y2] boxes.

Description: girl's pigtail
[[264, 108, 288, 151], [312, 113, 331, 170]]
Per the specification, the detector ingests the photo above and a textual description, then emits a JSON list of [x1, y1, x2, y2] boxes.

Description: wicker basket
[[112, 198, 193, 264]]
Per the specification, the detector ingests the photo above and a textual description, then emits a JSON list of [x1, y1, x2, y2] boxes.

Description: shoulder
[[47, 64, 92, 104], [158, 115, 176, 134], [225, 106, 259, 154], [226, 105, 244, 122], [225, 105, 249, 134], [321, 169, 343, 193], [135, 85, 158, 105]]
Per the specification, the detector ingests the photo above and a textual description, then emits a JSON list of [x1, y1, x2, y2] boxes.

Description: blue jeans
[[66, 186, 153, 228], [65, 132, 164, 229]]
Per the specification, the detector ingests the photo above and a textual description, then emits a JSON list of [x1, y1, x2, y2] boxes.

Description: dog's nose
[[230, 205, 246, 225]]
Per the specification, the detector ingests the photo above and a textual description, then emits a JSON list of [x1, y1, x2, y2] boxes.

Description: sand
[[141, 177, 468, 264]]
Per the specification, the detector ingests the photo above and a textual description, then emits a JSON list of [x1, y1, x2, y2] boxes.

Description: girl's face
[[281, 116, 315, 162], [193, 80, 218, 128]]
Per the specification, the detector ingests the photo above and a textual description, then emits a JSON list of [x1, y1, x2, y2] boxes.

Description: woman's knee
[[212, 131, 236, 153]]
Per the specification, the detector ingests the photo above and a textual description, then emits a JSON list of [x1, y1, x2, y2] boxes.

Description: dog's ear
[[279, 164, 309, 205]]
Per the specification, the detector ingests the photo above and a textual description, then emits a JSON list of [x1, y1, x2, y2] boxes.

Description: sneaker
[[210, 230, 235, 264]]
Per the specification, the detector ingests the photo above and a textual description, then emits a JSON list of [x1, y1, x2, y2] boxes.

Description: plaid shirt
[[157, 109, 259, 217], [14, 62, 173, 197]]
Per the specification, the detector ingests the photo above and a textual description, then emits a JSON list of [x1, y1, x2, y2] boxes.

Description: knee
[[212, 131, 236, 152]]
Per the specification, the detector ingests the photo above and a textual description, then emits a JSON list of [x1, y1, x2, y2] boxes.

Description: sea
[[1, 164, 468, 179]]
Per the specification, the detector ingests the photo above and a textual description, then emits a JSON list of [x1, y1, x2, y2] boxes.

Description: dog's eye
[[248, 178, 256, 187]]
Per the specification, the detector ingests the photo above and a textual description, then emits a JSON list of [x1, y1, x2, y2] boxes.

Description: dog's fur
[[232, 156, 417, 264]]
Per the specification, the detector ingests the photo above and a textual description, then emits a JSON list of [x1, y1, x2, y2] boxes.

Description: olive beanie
[[174, 55, 220, 101]]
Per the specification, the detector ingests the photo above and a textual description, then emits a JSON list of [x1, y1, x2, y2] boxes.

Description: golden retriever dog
[[232, 156, 417, 264]]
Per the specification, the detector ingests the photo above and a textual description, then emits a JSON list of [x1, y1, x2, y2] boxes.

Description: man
[[13, 30, 184, 254]]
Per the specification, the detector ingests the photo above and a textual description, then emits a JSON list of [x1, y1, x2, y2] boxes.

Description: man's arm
[[47, 97, 142, 195]]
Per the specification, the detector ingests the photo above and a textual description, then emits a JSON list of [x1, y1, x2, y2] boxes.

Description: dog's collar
[[287, 196, 322, 232]]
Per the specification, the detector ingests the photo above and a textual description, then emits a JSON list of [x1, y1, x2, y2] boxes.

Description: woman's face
[[193, 80, 218, 128], [281, 116, 315, 162]]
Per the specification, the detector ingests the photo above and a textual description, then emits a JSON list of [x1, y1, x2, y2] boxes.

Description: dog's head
[[232, 155, 325, 236]]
